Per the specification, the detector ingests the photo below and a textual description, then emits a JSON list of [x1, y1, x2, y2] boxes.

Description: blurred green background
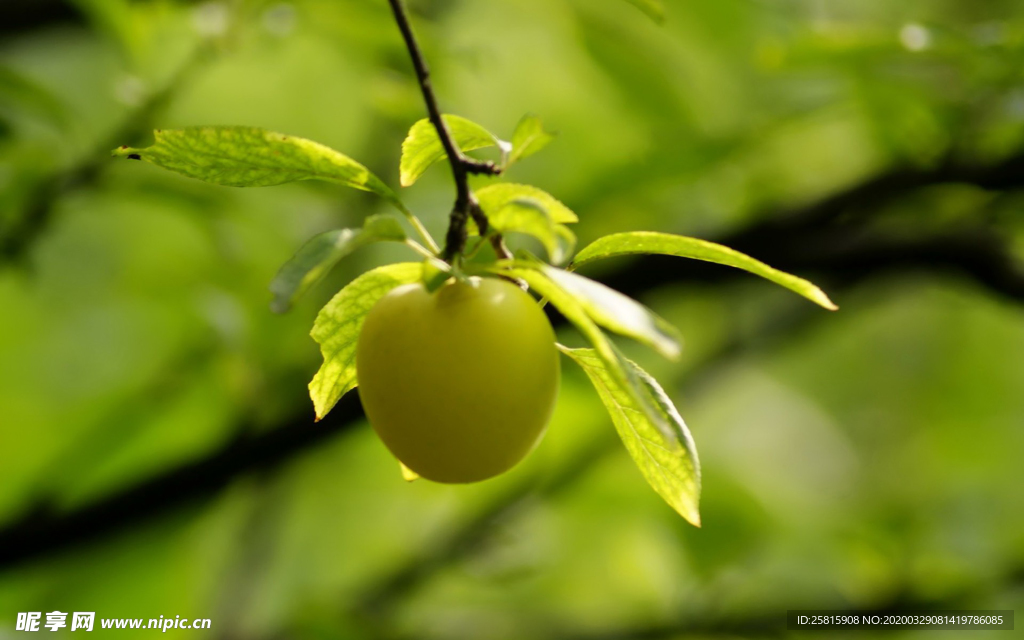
[[1, 0, 1023, 638]]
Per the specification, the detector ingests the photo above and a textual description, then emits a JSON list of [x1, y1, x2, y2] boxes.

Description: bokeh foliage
[[1, 0, 1023, 638]]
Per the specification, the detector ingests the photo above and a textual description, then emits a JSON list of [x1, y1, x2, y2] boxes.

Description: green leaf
[[499, 268, 696, 523], [399, 115, 504, 187], [509, 114, 555, 164], [476, 183, 578, 227], [523, 262, 681, 359], [560, 346, 700, 525], [269, 215, 407, 314], [572, 231, 838, 310], [504, 266, 620, 371], [486, 198, 576, 265], [112, 126, 404, 208], [309, 262, 422, 420], [500, 266, 695, 522], [623, 0, 666, 23], [503, 264, 682, 438]]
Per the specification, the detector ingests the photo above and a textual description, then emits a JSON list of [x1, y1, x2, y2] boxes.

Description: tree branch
[[0, 392, 365, 570], [738, 150, 1024, 235], [385, 0, 505, 262]]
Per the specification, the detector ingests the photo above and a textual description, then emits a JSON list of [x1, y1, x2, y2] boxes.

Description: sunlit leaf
[[522, 262, 681, 359], [475, 183, 578, 228], [112, 126, 404, 208], [486, 198, 575, 264], [560, 346, 700, 525], [399, 114, 503, 187], [499, 267, 696, 524], [573, 231, 838, 310], [503, 266, 620, 371], [509, 114, 555, 164], [503, 264, 678, 431], [496, 264, 698, 523], [309, 262, 422, 420], [269, 215, 406, 314]]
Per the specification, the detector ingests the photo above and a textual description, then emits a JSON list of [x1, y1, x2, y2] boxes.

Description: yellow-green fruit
[[356, 276, 560, 483]]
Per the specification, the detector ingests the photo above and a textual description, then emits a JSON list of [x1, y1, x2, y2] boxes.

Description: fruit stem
[[404, 239, 437, 260], [385, 0, 512, 263], [402, 207, 440, 254]]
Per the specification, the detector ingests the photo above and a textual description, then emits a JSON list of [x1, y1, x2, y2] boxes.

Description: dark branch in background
[[716, 149, 1024, 248], [0, 393, 365, 570], [791, 150, 1024, 227], [385, 0, 506, 262], [2, 158, 1024, 571]]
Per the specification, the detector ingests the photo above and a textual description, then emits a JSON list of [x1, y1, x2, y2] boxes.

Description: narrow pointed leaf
[[269, 215, 406, 314], [572, 231, 837, 310], [500, 268, 697, 523], [503, 267, 621, 374], [399, 115, 503, 187], [560, 346, 700, 525], [486, 198, 576, 265], [509, 114, 555, 164], [503, 264, 685, 444], [309, 262, 422, 420], [528, 263, 681, 359], [113, 126, 404, 208]]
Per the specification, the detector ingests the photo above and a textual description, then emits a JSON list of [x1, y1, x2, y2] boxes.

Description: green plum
[[356, 276, 560, 483]]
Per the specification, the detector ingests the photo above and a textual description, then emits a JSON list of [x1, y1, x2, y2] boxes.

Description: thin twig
[[385, 0, 506, 262]]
